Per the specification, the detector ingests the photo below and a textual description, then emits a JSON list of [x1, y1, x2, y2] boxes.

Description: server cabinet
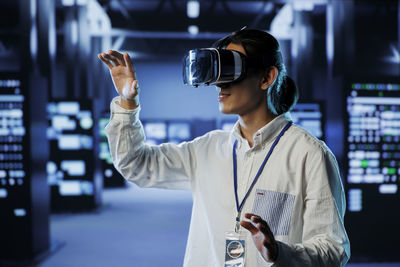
[[47, 100, 102, 211], [0, 72, 50, 262], [345, 80, 400, 261]]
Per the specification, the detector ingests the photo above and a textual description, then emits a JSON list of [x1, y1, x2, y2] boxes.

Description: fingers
[[243, 213, 274, 238], [241, 213, 261, 235], [251, 216, 275, 239], [124, 52, 135, 73], [240, 220, 259, 235], [242, 213, 279, 262], [98, 53, 113, 69], [108, 50, 126, 67], [98, 50, 123, 67], [244, 213, 256, 219], [98, 50, 134, 76], [103, 52, 119, 66], [98, 52, 118, 68], [245, 213, 266, 227], [244, 213, 266, 226]]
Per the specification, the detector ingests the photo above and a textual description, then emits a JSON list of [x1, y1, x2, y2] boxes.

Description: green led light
[[361, 160, 368, 168], [353, 83, 400, 91], [387, 168, 396, 175]]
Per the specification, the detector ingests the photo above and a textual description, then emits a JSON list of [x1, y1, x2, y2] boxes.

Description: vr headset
[[183, 48, 245, 87], [182, 48, 282, 87]]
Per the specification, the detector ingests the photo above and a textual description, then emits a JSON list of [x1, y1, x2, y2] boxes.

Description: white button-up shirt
[[105, 97, 350, 267]]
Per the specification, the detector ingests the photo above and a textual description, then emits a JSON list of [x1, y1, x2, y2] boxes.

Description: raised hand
[[98, 50, 139, 110], [240, 213, 279, 262]]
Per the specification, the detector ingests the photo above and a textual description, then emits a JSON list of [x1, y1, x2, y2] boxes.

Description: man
[[98, 29, 350, 266]]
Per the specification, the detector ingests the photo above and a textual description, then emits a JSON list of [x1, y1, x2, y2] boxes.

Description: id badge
[[224, 231, 246, 267]]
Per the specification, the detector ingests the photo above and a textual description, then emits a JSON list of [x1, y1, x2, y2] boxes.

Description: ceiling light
[[62, 0, 75, 6], [188, 25, 199, 35], [187, 0, 200, 18], [293, 0, 314, 11]]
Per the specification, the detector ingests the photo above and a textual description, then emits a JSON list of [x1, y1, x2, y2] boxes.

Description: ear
[[260, 66, 278, 90]]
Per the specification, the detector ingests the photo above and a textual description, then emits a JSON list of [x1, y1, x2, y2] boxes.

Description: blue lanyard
[[232, 121, 292, 232]]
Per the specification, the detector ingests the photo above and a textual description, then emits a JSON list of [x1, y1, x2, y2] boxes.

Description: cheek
[[235, 87, 265, 105]]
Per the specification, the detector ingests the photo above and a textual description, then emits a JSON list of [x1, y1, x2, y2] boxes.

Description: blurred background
[[0, 0, 399, 266]]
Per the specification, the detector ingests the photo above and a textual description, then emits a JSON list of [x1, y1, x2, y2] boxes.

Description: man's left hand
[[240, 213, 279, 262]]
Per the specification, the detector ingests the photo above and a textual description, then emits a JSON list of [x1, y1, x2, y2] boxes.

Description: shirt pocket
[[252, 189, 295, 236]]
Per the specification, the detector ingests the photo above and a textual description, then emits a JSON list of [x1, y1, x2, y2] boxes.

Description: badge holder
[[224, 231, 246, 267]]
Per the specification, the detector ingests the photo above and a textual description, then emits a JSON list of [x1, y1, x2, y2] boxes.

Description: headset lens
[[183, 49, 218, 86]]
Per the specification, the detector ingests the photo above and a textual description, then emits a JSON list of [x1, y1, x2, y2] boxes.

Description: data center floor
[[36, 184, 398, 267]]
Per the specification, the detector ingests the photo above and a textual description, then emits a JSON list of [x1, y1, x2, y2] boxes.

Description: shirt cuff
[[270, 241, 291, 267], [109, 96, 141, 124]]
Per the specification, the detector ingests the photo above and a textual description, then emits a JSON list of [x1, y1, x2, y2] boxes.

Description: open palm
[[98, 50, 139, 101]]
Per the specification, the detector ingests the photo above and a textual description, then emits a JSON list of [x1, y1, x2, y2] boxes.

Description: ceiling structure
[[91, 0, 286, 58], [97, 0, 280, 32], [1, 0, 398, 62]]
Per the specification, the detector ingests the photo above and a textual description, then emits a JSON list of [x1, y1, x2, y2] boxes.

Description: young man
[[98, 29, 350, 266]]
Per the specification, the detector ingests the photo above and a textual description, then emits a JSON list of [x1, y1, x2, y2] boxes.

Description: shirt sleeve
[[272, 146, 350, 267], [104, 96, 196, 190]]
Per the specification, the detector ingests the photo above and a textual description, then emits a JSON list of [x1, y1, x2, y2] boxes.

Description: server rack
[[344, 80, 400, 261]]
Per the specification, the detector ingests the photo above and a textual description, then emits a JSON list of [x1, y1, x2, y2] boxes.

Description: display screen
[[290, 102, 324, 139], [0, 73, 28, 217], [47, 100, 96, 210], [143, 121, 167, 145], [142, 120, 192, 145], [220, 121, 236, 132], [345, 81, 400, 261], [99, 117, 112, 164], [168, 122, 191, 144], [99, 114, 125, 187], [218, 102, 324, 140]]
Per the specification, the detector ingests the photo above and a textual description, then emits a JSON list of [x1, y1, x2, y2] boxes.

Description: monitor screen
[[0, 73, 27, 211], [98, 113, 125, 187], [291, 102, 324, 139], [47, 100, 96, 210], [142, 121, 167, 145], [220, 121, 237, 132], [0, 72, 51, 258], [168, 122, 191, 143], [345, 81, 400, 261], [218, 102, 324, 140]]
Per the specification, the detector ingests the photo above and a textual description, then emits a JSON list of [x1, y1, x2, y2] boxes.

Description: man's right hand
[[98, 50, 139, 110]]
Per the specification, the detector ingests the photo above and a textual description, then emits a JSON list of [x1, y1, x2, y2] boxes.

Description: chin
[[219, 103, 240, 115], [219, 105, 232, 114]]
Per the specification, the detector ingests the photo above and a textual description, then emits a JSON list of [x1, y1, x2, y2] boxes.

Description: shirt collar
[[230, 112, 292, 150]]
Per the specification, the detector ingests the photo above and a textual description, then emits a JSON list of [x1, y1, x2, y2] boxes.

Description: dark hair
[[214, 28, 299, 115]]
